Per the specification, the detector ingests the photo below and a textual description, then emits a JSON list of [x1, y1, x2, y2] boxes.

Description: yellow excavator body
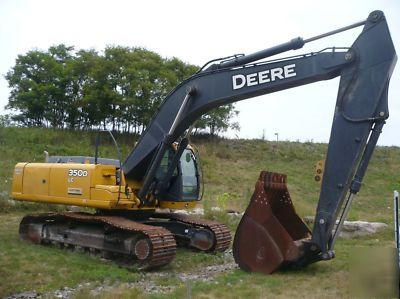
[[12, 162, 197, 210], [9, 10, 397, 272]]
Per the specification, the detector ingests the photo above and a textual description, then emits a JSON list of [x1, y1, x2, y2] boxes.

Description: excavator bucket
[[233, 171, 312, 274]]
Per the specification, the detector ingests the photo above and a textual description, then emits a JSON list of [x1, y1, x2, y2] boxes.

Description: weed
[[0, 127, 399, 297], [216, 192, 229, 210]]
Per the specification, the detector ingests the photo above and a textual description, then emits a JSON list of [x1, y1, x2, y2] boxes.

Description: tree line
[[5, 44, 239, 136]]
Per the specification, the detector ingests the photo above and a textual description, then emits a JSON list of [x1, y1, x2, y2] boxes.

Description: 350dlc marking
[[68, 169, 88, 177]]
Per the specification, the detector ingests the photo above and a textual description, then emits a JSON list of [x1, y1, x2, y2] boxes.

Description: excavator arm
[[122, 11, 396, 272], [9, 11, 396, 273]]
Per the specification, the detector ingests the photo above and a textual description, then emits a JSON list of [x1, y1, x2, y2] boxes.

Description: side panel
[[22, 164, 50, 196], [49, 164, 92, 199], [11, 163, 27, 195], [11, 162, 146, 210]]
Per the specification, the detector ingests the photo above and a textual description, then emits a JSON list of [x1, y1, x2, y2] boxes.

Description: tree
[[195, 104, 240, 137], [5, 45, 240, 136], [0, 114, 12, 127], [45, 44, 75, 128], [5, 45, 75, 128], [124, 48, 164, 133], [6, 50, 51, 126], [68, 49, 98, 129], [162, 58, 240, 137]]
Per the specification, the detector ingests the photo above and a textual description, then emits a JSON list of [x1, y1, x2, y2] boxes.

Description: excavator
[[11, 10, 396, 273]]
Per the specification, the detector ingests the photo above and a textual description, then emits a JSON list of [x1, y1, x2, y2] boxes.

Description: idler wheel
[[134, 238, 151, 260]]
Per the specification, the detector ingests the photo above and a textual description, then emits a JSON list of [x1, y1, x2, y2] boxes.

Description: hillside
[[1, 126, 399, 219], [0, 127, 399, 298]]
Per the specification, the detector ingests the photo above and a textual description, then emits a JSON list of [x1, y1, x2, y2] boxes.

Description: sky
[[0, 0, 399, 145]]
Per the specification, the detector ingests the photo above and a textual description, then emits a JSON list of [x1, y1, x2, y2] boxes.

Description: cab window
[[155, 148, 175, 180], [180, 149, 199, 200]]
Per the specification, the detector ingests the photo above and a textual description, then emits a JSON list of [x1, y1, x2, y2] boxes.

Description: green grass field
[[0, 127, 399, 298]]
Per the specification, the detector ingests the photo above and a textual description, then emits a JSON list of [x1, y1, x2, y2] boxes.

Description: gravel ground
[[6, 250, 238, 299]]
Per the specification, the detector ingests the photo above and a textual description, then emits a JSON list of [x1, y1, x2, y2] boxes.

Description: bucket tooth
[[233, 171, 311, 274]]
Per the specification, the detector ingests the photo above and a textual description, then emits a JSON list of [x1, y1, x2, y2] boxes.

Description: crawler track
[[19, 211, 231, 269], [152, 212, 232, 253], [19, 212, 177, 269]]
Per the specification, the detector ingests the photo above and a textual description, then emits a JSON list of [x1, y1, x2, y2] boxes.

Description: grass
[[0, 127, 399, 298], [0, 212, 140, 296]]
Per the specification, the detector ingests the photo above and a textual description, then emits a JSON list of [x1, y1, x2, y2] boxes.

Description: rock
[[303, 216, 314, 225], [191, 208, 204, 215], [156, 208, 171, 213], [174, 210, 189, 215], [5, 291, 39, 299], [339, 221, 387, 238], [14, 254, 239, 298], [66, 205, 81, 212], [53, 287, 75, 299], [227, 210, 243, 218], [173, 209, 190, 215], [303, 216, 388, 238]]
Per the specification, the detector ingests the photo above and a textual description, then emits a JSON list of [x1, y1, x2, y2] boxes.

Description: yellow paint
[[22, 163, 50, 196], [11, 163, 26, 194], [314, 160, 325, 183], [11, 162, 196, 211], [159, 201, 197, 209]]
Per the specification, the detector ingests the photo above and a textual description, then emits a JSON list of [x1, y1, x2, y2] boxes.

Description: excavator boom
[[122, 11, 396, 272], [11, 11, 396, 272]]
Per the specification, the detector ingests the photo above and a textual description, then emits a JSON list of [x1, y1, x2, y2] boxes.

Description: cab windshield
[[180, 149, 199, 200]]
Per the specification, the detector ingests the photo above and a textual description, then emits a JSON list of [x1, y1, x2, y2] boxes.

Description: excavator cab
[[10, 10, 396, 272], [155, 146, 201, 203]]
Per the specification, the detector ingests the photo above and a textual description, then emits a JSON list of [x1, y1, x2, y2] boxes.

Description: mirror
[[185, 152, 191, 163]]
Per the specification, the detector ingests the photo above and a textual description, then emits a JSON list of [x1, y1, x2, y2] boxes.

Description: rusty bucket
[[233, 171, 311, 274]]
